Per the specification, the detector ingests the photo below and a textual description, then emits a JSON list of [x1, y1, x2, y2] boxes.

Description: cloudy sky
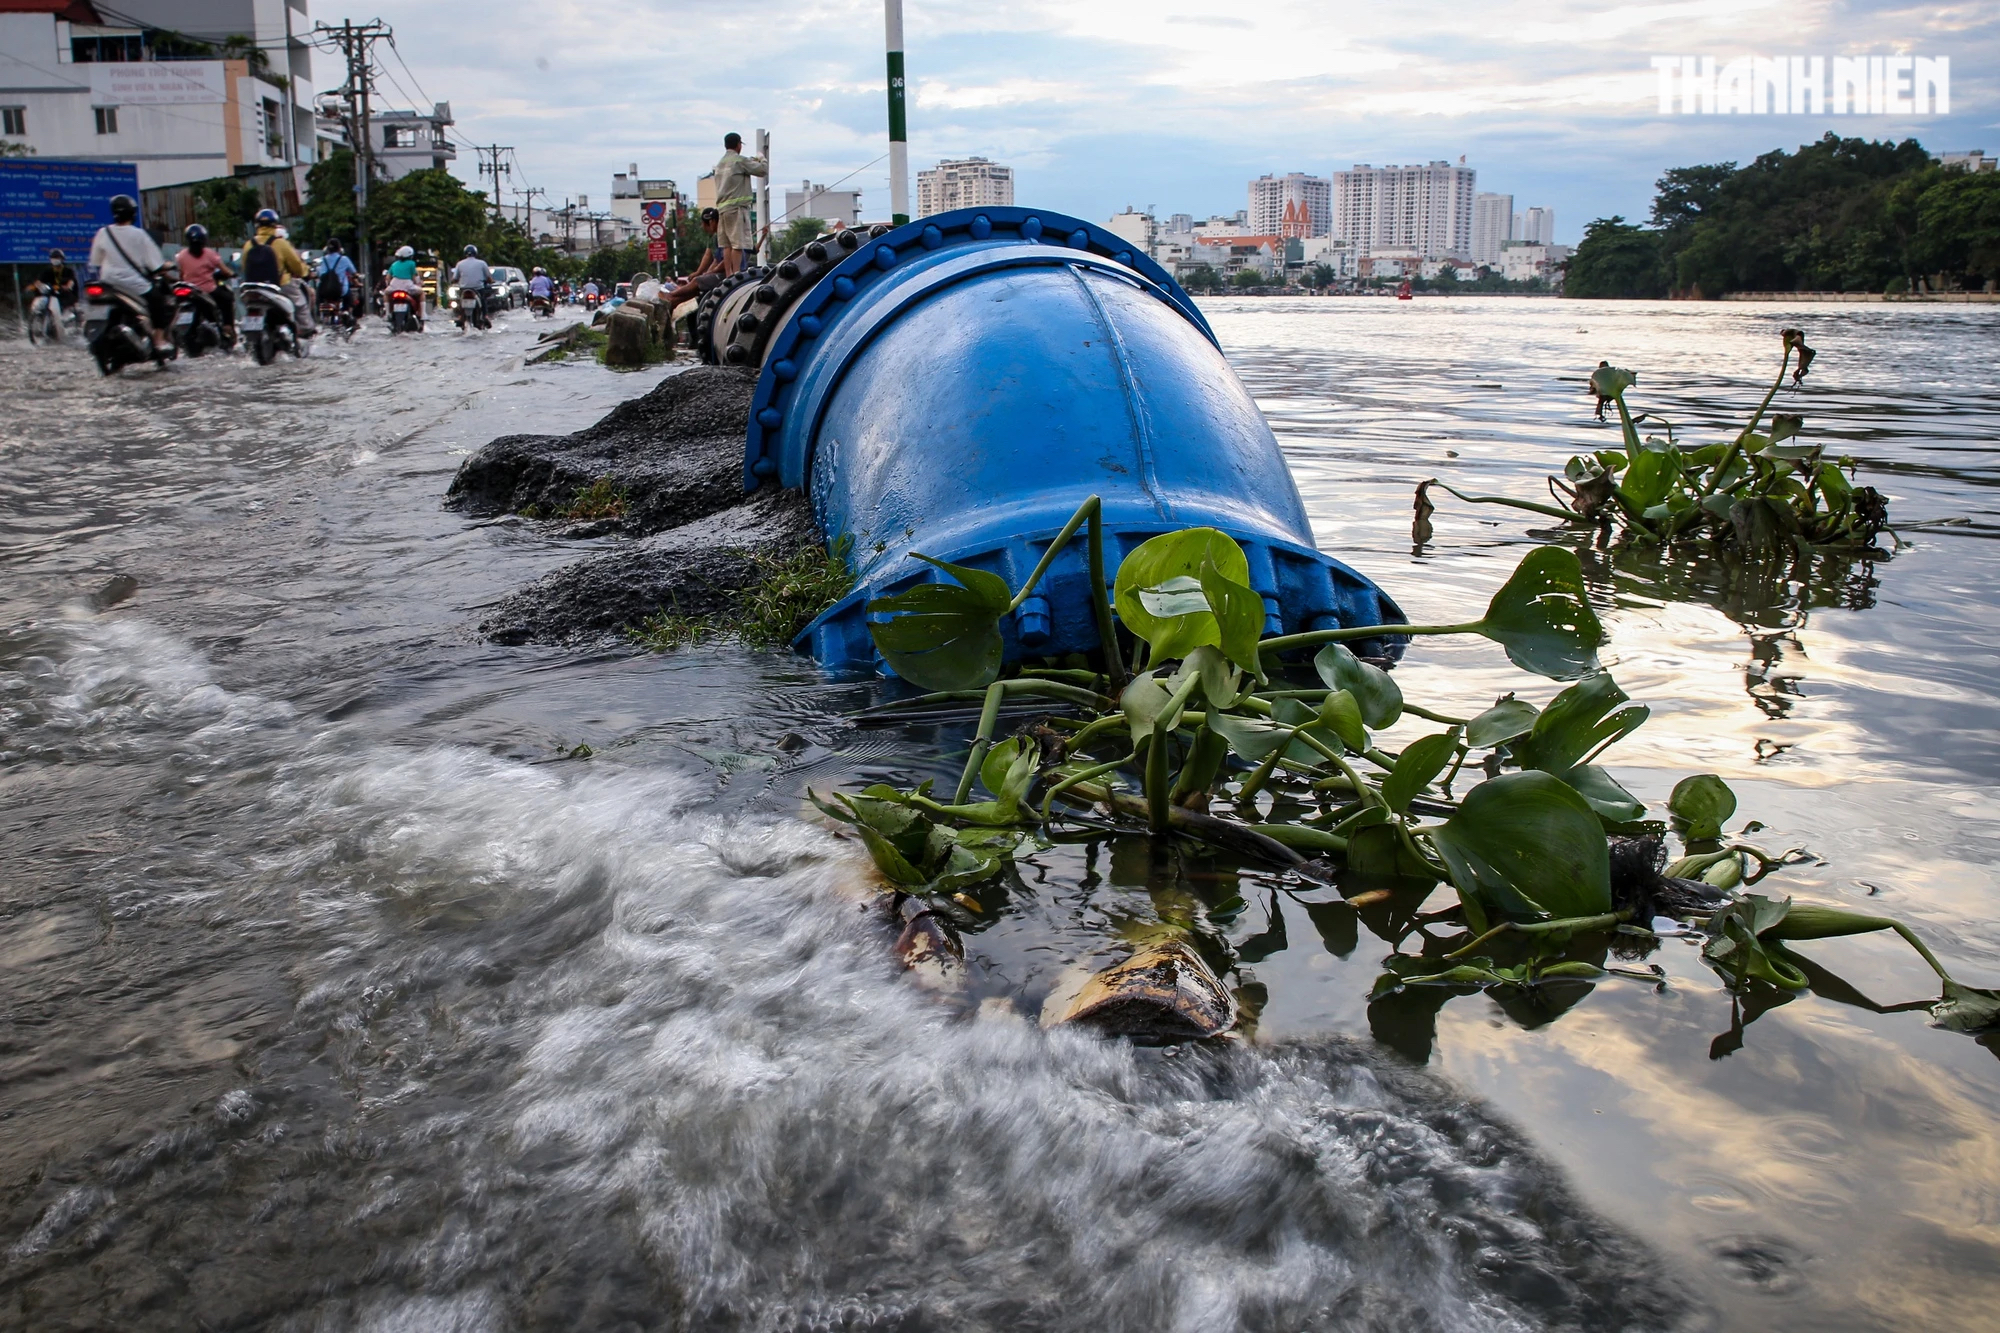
[[354, 0, 1997, 243]]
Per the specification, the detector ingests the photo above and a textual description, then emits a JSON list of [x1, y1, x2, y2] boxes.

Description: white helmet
[[395, 245, 415, 259]]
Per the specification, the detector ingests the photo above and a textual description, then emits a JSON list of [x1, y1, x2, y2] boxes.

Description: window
[[94, 106, 118, 135], [383, 125, 415, 148], [1, 108, 23, 136], [262, 98, 283, 158], [72, 35, 144, 63]]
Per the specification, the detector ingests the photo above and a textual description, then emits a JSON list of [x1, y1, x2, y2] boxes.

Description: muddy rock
[[451, 364, 833, 648], [446, 365, 757, 535], [478, 488, 816, 646]]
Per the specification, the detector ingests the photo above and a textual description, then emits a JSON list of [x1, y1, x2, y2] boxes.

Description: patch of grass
[[740, 537, 856, 648], [541, 326, 607, 362], [559, 477, 628, 521], [624, 538, 854, 654], [625, 609, 715, 651]]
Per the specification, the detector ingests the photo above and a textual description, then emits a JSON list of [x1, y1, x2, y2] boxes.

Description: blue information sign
[[0, 159, 138, 264]]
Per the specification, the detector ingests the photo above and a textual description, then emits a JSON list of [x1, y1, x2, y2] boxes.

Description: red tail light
[[174, 285, 192, 297], [85, 283, 105, 298]]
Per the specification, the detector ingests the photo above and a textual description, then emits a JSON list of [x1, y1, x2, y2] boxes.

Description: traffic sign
[[647, 241, 669, 262], [644, 219, 667, 241], [642, 200, 668, 221]]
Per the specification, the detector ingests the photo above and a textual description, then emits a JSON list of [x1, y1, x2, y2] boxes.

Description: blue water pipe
[[735, 207, 1405, 674]]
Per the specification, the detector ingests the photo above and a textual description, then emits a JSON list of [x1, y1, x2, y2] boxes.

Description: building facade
[[1471, 191, 1513, 267], [915, 156, 1012, 216], [1500, 240, 1570, 285], [783, 180, 862, 228], [1331, 161, 1477, 260], [1104, 207, 1154, 255], [1516, 205, 1555, 245], [1247, 172, 1330, 239], [0, 0, 319, 192], [610, 165, 683, 227], [370, 104, 454, 180]]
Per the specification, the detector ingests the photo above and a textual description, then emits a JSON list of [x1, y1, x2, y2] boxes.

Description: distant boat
[[1397, 280, 1413, 300]]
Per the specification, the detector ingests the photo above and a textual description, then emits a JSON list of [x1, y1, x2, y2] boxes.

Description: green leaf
[[1473, 546, 1605, 679], [927, 841, 1008, 895], [1207, 710, 1294, 762], [1933, 981, 2000, 1034], [1120, 673, 1183, 743], [1135, 575, 1210, 619], [1669, 773, 1736, 841], [1314, 643, 1403, 729], [1317, 689, 1367, 754], [1589, 364, 1636, 399], [853, 823, 932, 887], [1175, 644, 1241, 711], [1346, 820, 1440, 886], [1762, 903, 1897, 941], [1701, 894, 1809, 990], [1817, 462, 1853, 507], [1769, 413, 1804, 443], [1558, 764, 1647, 824], [1466, 696, 1539, 748], [1428, 770, 1612, 922], [1511, 673, 1649, 774], [1200, 561, 1267, 677], [1618, 441, 1681, 509], [979, 736, 1038, 809], [867, 555, 1012, 692], [1112, 528, 1251, 662], [1383, 727, 1462, 814]]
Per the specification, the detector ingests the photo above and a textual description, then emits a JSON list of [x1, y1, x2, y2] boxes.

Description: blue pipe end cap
[[1021, 216, 1043, 241], [1014, 595, 1053, 648], [757, 407, 782, 429], [752, 456, 777, 478], [920, 225, 944, 250], [874, 244, 898, 270], [832, 275, 856, 299], [798, 314, 822, 337], [772, 359, 797, 382], [969, 214, 992, 239], [1067, 229, 1089, 249]]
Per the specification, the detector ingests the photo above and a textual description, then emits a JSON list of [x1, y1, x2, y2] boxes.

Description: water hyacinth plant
[[1415, 330, 1891, 553], [811, 494, 1994, 1044]]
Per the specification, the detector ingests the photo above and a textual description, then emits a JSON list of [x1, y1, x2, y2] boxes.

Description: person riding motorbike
[[384, 245, 424, 328], [581, 278, 601, 307], [88, 194, 172, 360], [451, 244, 492, 325], [31, 248, 79, 310], [174, 224, 236, 333], [528, 267, 553, 301], [241, 208, 315, 334], [315, 237, 360, 325]]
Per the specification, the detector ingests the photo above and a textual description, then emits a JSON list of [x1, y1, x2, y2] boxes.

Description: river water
[[2, 298, 1996, 1331]]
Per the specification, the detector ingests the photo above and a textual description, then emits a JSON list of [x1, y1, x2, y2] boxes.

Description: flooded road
[[3, 299, 1998, 1330]]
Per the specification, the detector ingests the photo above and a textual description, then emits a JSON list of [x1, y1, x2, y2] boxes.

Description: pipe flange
[[720, 224, 893, 368], [694, 266, 768, 365]]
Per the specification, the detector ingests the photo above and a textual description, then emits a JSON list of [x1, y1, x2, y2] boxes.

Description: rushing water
[[2, 299, 1997, 1331]]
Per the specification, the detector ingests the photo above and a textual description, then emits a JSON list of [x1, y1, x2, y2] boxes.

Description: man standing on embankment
[[713, 132, 768, 276]]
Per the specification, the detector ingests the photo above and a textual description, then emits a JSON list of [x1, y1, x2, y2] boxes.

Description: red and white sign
[[647, 241, 669, 262], [644, 219, 668, 241], [642, 200, 668, 221]]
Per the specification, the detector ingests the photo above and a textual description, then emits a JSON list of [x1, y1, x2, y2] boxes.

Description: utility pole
[[517, 185, 545, 237], [314, 18, 390, 295], [884, 0, 909, 224], [473, 145, 512, 221], [755, 128, 771, 265]]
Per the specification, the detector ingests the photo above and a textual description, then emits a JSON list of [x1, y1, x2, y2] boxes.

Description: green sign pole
[[885, 0, 909, 224]]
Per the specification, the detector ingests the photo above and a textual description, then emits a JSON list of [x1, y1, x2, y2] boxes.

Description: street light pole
[[884, 0, 908, 224]]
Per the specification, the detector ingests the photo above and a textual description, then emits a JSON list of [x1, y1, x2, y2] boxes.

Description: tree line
[[1566, 132, 2000, 299]]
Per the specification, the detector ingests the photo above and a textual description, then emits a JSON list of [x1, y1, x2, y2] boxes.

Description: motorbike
[[238, 282, 303, 365], [452, 285, 492, 332], [582, 291, 602, 312], [529, 292, 554, 319], [385, 285, 423, 335], [83, 281, 163, 375], [170, 282, 235, 357], [318, 297, 358, 341], [27, 287, 75, 344]]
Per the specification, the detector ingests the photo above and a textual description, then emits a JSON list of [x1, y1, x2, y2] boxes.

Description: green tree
[[1307, 263, 1336, 289], [1912, 170, 2000, 288], [190, 176, 262, 240], [1230, 266, 1266, 289], [1181, 265, 1219, 292], [773, 216, 826, 257], [365, 168, 489, 264], [298, 148, 358, 251], [1564, 216, 1666, 299]]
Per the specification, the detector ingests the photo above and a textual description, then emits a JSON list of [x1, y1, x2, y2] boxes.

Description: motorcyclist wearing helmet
[[88, 193, 172, 358], [450, 243, 492, 322], [528, 266, 553, 301], [241, 207, 315, 334], [384, 244, 424, 326], [175, 224, 236, 330], [31, 248, 79, 310]]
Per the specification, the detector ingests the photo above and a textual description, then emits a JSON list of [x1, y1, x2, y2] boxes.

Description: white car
[[488, 266, 528, 309]]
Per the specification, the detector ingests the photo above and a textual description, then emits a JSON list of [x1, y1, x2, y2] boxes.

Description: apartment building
[[915, 157, 1013, 216], [1331, 160, 1476, 260], [0, 0, 320, 189], [1471, 192, 1513, 267], [1247, 172, 1330, 239]]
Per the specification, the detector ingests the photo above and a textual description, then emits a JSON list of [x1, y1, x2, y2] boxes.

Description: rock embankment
[[447, 365, 819, 646]]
